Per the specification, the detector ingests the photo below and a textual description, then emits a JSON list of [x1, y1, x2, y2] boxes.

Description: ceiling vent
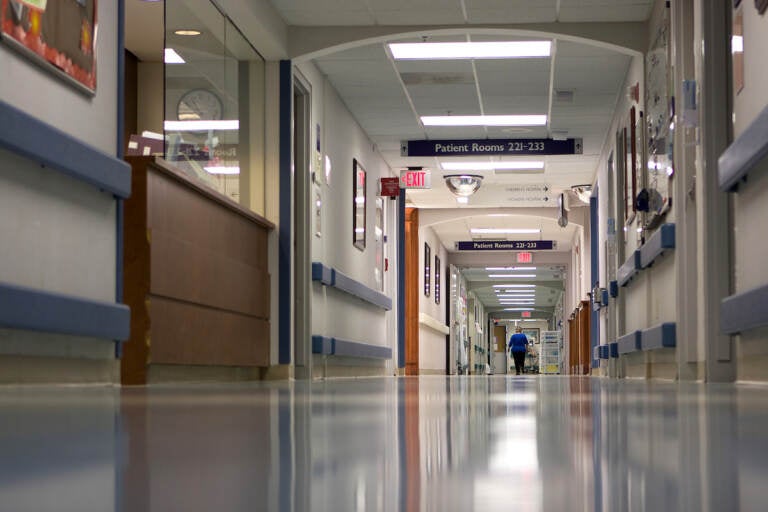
[[555, 89, 574, 103], [400, 72, 474, 86]]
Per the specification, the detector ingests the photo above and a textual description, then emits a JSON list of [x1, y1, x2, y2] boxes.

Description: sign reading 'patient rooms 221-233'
[[401, 138, 582, 157]]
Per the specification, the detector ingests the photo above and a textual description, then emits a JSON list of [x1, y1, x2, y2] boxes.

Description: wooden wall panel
[[122, 158, 273, 382], [122, 157, 151, 385], [149, 297, 269, 367], [578, 301, 591, 375], [150, 230, 269, 319], [405, 208, 419, 376]]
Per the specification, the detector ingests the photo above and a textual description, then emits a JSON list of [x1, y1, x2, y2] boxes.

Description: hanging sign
[[399, 169, 431, 189], [401, 138, 582, 157], [455, 240, 556, 251]]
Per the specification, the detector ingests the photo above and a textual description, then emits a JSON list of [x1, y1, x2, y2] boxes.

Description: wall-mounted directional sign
[[455, 240, 557, 251], [401, 138, 582, 157]]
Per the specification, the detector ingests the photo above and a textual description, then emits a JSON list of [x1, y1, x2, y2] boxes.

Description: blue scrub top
[[508, 333, 529, 353]]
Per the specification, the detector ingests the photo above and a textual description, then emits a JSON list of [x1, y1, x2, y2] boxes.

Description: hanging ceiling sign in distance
[[455, 240, 556, 251], [401, 138, 583, 157]]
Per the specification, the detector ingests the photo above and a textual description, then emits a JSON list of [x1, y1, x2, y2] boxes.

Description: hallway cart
[[540, 331, 563, 375]]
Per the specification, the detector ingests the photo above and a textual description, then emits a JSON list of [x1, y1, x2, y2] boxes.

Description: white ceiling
[[313, 35, 631, 209], [460, 265, 565, 316], [269, 0, 655, 25]]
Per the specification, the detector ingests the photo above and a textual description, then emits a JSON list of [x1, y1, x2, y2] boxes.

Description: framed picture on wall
[[424, 243, 431, 297], [434, 255, 441, 304], [0, 0, 98, 94], [353, 159, 366, 251], [626, 107, 638, 225]]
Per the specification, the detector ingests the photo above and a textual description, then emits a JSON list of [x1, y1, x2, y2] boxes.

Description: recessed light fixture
[[493, 284, 535, 288], [164, 120, 240, 131], [442, 161, 545, 171], [164, 48, 185, 64], [486, 267, 537, 271], [504, 308, 534, 311], [421, 115, 547, 127], [488, 274, 536, 278], [175, 29, 202, 36], [496, 294, 535, 298], [388, 41, 552, 60], [473, 228, 541, 235], [456, 197, 469, 204]]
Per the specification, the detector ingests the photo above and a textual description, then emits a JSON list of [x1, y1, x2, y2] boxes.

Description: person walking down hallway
[[509, 326, 529, 375]]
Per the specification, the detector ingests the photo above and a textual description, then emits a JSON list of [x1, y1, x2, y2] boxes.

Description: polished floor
[[0, 376, 766, 511]]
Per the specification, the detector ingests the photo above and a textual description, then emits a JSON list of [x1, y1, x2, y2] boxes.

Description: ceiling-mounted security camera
[[444, 174, 483, 197]]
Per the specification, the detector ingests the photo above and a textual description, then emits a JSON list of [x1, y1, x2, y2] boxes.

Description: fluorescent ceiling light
[[456, 197, 469, 204], [164, 120, 239, 131], [164, 48, 185, 64], [496, 294, 535, 298], [488, 274, 536, 278], [486, 267, 537, 271], [389, 41, 551, 60], [175, 29, 201, 36], [204, 166, 240, 175], [421, 115, 547, 127], [504, 308, 534, 311], [493, 284, 535, 288], [442, 161, 545, 171], [473, 228, 541, 235], [732, 35, 743, 53]]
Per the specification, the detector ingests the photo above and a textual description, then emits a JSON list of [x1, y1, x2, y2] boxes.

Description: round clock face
[[177, 89, 223, 121]]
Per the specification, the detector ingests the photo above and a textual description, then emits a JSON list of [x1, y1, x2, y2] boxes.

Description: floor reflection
[[0, 377, 766, 511]]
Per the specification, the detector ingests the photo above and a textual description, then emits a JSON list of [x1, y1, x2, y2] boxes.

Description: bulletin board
[[1, 0, 97, 94]]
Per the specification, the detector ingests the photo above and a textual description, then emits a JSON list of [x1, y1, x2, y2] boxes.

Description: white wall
[[731, 5, 768, 380], [0, 2, 120, 363], [418, 226, 448, 372], [299, 61, 395, 367]]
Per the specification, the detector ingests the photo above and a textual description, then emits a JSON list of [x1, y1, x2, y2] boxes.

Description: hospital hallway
[[1, 376, 766, 512]]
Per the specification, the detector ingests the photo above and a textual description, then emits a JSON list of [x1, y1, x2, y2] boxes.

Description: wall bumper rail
[[609, 342, 619, 358], [721, 283, 768, 334], [719, 104, 768, 192], [640, 223, 675, 268], [311, 262, 392, 311], [609, 281, 619, 298], [641, 322, 676, 350], [311, 262, 333, 286], [617, 330, 642, 355], [617, 251, 642, 287], [0, 282, 130, 341], [594, 345, 610, 360], [311, 335, 392, 359], [0, 100, 131, 198]]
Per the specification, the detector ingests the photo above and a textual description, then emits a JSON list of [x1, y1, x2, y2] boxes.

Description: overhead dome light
[[444, 174, 483, 197]]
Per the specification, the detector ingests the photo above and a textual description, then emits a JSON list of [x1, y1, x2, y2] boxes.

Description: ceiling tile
[[373, 9, 465, 25], [278, 10, 375, 25]]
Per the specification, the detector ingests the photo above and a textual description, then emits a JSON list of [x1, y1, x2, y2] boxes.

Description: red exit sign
[[522, 311, 532, 318], [399, 169, 432, 189], [517, 252, 533, 263]]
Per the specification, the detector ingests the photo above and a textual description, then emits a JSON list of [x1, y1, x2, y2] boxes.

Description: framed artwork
[[424, 243, 431, 297], [434, 255, 441, 304], [375, 197, 384, 291], [1, 0, 98, 94], [623, 125, 636, 225], [522, 328, 540, 345], [353, 159, 366, 251]]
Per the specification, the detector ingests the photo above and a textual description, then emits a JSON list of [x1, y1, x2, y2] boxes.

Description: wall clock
[[176, 89, 223, 121]]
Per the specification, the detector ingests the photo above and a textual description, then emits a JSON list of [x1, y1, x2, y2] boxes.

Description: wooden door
[[404, 208, 419, 375]]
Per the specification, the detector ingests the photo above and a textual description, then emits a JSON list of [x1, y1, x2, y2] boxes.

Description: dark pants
[[511, 351, 526, 374]]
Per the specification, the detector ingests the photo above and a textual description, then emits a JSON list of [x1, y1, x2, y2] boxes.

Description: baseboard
[[147, 364, 263, 383], [261, 364, 294, 381], [0, 355, 119, 384], [312, 364, 388, 379], [417, 369, 446, 376]]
